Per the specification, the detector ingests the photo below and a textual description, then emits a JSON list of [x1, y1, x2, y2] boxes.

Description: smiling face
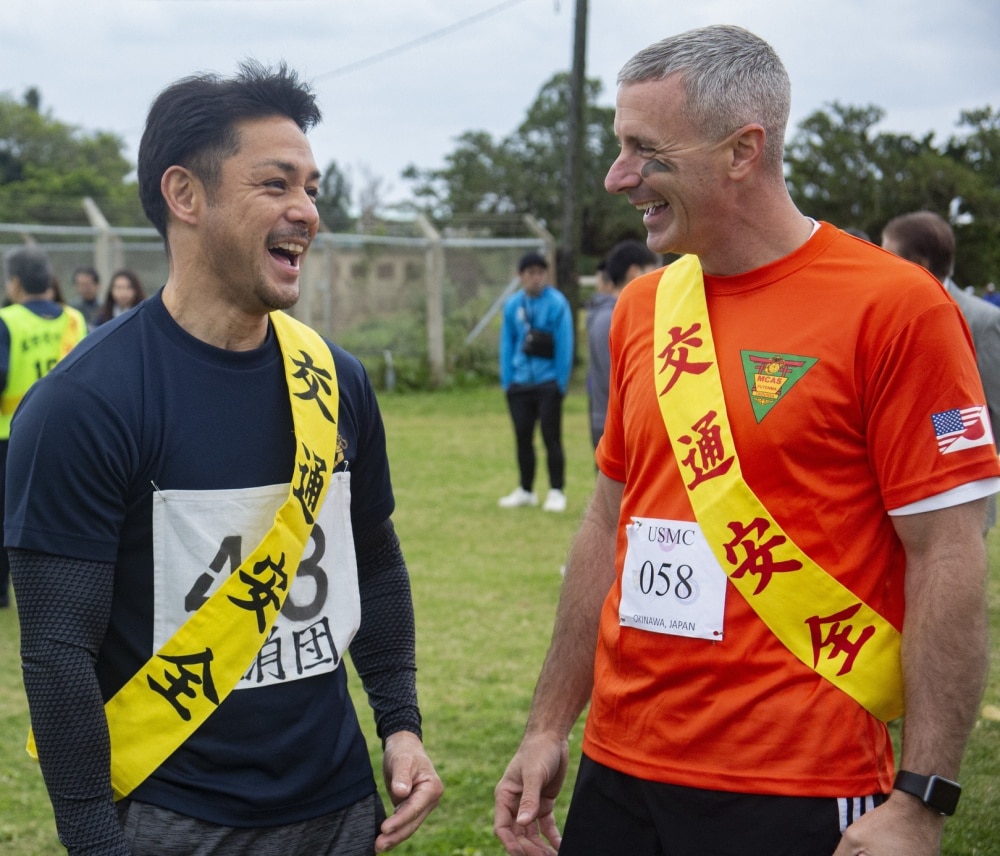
[[196, 115, 320, 314], [605, 76, 732, 260]]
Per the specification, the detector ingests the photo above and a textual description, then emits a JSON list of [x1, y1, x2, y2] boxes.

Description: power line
[[313, 0, 529, 82]]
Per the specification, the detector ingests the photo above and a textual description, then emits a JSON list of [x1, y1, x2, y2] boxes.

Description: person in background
[[498, 251, 574, 513], [6, 60, 441, 855], [586, 239, 658, 448], [94, 267, 146, 326], [49, 276, 89, 331], [982, 281, 1000, 307], [0, 246, 86, 608], [70, 265, 102, 330], [494, 25, 999, 856], [881, 209, 1000, 535]]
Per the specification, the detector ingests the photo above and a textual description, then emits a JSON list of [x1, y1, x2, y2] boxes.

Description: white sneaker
[[498, 487, 538, 508], [542, 489, 567, 512]]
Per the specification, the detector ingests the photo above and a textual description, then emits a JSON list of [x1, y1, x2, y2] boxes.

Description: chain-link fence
[[0, 209, 556, 390]]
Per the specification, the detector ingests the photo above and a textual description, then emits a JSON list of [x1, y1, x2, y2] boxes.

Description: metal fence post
[[416, 214, 445, 388], [82, 197, 124, 292]]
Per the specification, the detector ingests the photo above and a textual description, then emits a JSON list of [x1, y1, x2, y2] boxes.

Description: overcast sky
[[2, 0, 998, 205]]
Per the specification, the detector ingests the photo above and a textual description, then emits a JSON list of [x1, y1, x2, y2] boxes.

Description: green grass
[[2, 385, 999, 854]]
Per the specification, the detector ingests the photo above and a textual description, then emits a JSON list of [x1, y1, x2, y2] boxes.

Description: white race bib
[[151, 473, 359, 689], [619, 517, 727, 641]]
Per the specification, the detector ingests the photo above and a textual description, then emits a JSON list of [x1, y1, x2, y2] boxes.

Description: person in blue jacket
[[498, 251, 573, 512]]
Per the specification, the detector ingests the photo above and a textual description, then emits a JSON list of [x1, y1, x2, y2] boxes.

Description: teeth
[[270, 242, 304, 255]]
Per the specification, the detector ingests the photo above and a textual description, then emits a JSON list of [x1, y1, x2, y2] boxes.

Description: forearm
[[525, 475, 622, 739], [348, 519, 422, 741], [894, 501, 990, 779], [11, 548, 130, 855]]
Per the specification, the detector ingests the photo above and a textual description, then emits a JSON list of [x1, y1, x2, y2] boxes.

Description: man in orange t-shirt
[[495, 24, 1000, 856]]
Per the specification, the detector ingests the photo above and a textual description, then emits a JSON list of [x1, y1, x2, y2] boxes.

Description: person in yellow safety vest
[[0, 246, 87, 607]]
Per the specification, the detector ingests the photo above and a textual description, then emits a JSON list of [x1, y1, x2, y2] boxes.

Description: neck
[[703, 210, 815, 277], [20, 291, 53, 304], [161, 280, 270, 351]]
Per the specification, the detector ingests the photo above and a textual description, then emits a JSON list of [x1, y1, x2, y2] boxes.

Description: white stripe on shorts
[[837, 795, 880, 833]]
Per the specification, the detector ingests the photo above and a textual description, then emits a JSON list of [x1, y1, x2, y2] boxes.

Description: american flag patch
[[931, 405, 993, 454]]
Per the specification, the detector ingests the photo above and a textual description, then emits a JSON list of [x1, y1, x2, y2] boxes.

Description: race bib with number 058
[[619, 517, 727, 641]]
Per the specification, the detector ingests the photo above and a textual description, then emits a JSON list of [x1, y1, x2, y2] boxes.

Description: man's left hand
[[834, 794, 945, 856], [376, 730, 444, 853]]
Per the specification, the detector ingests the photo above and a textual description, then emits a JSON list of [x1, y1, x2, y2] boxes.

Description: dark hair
[[3, 245, 53, 295], [518, 250, 549, 273], [138, 59, 322, 237], [96, 268, 146, 325], [881, 211, 954, 282], [72, 265, 100, 284], [604, 239, 659, 287]]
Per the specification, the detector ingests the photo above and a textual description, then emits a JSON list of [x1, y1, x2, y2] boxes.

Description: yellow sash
[[652, 255, 903, 722], [28, 311, 340, 798]]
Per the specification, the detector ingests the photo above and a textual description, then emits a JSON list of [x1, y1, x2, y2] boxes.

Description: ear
[[727, 124, 766, 180], [5, 276, 23, 303], [160, 165, 203, 227]]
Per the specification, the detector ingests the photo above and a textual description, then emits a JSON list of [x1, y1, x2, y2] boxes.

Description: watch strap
[[893, 770, 961, 816]]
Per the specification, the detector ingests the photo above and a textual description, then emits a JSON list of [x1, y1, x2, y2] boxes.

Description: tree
[[315, 159, 353, 232], [402, 72, 640, 261], [356, 164, 389, 234], [0, 90, 142, 225], [784, 100, 1000, 287], [785, 102, 886, 222], [943, 107, 1000, 286]]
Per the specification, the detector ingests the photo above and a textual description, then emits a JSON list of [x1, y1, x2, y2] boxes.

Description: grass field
[[1, 385, 999, 855]]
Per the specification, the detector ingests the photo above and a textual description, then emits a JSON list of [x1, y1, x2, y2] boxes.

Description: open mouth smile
[[637, 202, 669, 220], [268, 240, 306, 269]]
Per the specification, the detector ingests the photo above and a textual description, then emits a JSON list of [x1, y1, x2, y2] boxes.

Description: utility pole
[[556, 0, 588, 359]]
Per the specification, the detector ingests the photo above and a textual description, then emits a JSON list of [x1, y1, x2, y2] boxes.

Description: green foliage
[[786, 102, 935, 233], [405, 79, 1000, 285], [402, 73, 641, 258], [0, 89, 143, 226], [315, 158, 353, 232], [945, 107, 1000, 287], [784, 100, 1000, 286], [337, 305, 501, 393]]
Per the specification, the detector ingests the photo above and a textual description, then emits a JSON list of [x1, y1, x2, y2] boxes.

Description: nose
[[605, 152, 640, 195], [288, 187, 320, 232]]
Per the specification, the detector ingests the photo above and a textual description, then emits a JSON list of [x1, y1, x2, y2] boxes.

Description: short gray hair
[[617, 25, 791, 172], [3, 245, 53, 295]]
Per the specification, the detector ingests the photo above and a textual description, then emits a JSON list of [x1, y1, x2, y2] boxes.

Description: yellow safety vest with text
[[0, 303, 86, 439]]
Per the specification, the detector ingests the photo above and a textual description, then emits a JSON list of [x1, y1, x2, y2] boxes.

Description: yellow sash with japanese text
[[652, 255, 903, 722], [28, 310, 340, 798]]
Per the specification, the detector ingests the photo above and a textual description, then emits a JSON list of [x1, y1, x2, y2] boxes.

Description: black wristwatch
[[893, 770, 962, 816]]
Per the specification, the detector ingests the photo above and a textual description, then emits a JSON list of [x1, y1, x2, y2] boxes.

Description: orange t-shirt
[[588, 223, 1000, 797]]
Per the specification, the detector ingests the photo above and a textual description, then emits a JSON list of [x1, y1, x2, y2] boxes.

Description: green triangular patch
[[740, 351, 819, 423]]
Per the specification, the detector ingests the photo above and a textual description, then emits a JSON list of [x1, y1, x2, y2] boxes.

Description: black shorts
[[560, 755, 886, 856], [117, 792, 386, 856]]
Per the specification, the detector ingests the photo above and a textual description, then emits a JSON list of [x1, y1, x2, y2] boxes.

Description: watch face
[[927, 776, 962, 815]]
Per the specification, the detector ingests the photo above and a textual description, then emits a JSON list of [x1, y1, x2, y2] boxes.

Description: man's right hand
[[493, 733, 570, 856]]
